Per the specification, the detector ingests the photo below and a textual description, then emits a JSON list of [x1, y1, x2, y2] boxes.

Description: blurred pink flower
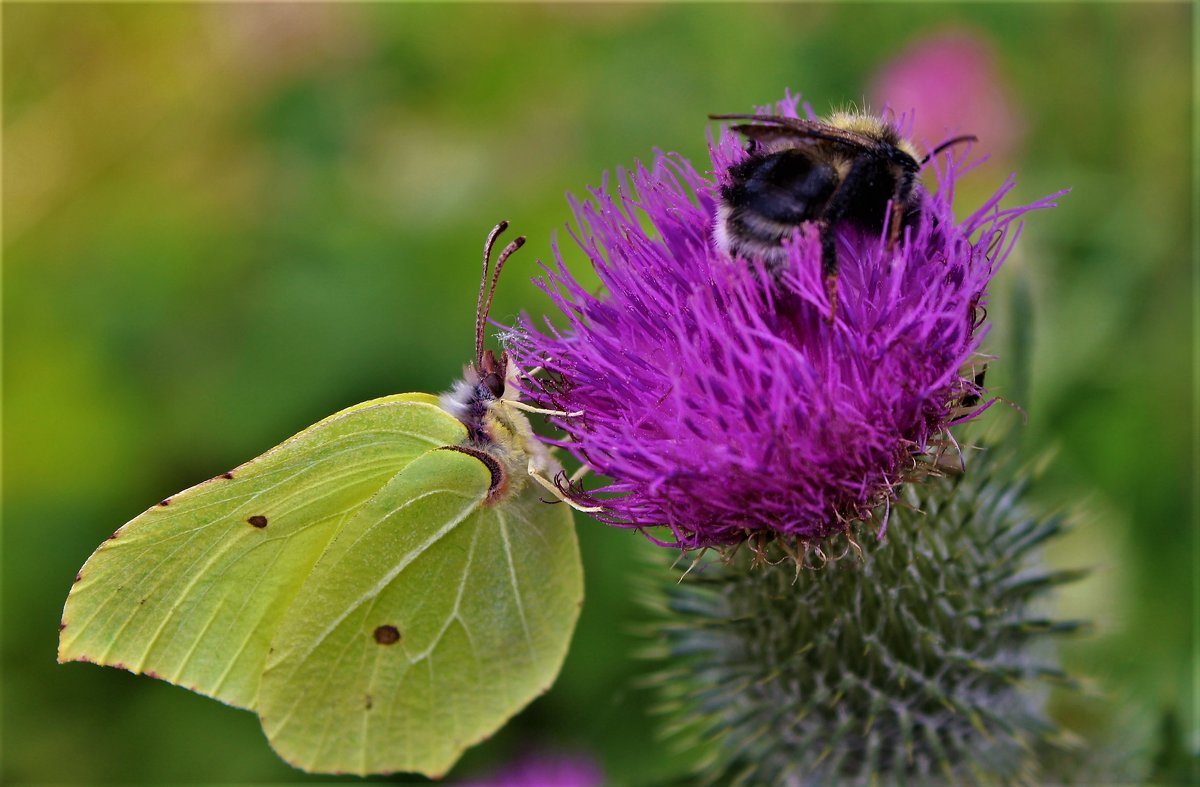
[[870, 31, 1025, 160], [461, 752, 604, 787]]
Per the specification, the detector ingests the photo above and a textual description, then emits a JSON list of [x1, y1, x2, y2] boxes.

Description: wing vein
[[410, 519, 482, 662], [497, 510, 536, 661]]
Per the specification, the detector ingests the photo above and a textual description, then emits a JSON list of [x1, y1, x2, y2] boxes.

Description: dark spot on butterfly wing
[[220, 471, 235, 480], [247, 515, 268, 529], [74, 573, 83, 584], [158, 498, 171, 507], [364, 694, 374, 710], [59, 622, 67, 631], [373, 625, 401, 645]]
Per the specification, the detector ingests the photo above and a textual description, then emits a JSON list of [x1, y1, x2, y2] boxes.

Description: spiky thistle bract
[[645, 438, 1087, 786]]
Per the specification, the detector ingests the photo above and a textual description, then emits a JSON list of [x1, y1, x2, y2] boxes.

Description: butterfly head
[[441, 348, 518, 443], [438, 222, 561, 501]]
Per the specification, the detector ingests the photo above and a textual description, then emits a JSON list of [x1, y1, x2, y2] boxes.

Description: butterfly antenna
[[481, 234, 525, 355], [477, 221, 510, 367], [920, 134, 978, 166]]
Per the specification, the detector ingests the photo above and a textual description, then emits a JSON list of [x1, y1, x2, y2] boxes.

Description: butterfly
[[58, 222, 584, 778]]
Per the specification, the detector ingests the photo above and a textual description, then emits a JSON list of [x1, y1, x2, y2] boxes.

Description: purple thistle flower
[[508, 93, 1062, 551]]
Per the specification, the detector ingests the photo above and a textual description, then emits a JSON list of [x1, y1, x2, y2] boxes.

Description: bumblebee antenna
[[920, 134, 977, 166], [475, 220, 525, 368]]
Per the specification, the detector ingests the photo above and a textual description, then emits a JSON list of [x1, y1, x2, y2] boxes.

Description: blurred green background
[[3, 4, 1192, 783]]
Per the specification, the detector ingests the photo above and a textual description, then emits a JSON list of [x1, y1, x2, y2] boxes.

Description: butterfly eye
[[481, 372, 505, 398]]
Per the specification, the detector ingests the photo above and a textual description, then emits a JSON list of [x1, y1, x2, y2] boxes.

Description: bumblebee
[[711, 111, 974, 310]]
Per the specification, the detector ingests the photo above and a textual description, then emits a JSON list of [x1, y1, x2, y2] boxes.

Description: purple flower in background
[[461, 752, 604, 787], [509, 94, 1060, 551], [870, 30, 1025, 162]]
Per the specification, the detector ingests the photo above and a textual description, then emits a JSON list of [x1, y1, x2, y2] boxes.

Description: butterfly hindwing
[[257, 445, 582, 777]]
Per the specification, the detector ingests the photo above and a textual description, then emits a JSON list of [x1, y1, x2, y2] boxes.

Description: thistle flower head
[[509, 93, 1061, 550]]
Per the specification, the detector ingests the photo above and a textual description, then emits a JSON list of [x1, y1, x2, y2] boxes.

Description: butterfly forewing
[[58, 394, 466, 710]]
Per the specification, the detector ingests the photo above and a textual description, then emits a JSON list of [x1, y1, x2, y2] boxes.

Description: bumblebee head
[[826, 110, 923, 171]]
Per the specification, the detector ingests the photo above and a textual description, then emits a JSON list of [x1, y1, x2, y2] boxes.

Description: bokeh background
[[3, 4, 1193, 783]]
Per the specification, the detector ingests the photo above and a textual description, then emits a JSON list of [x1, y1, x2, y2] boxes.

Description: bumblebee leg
[[818, 219, 839, 321], [887, 198, 904, 250], [888, 170, 920, 252], [817, 156, 899, 321]]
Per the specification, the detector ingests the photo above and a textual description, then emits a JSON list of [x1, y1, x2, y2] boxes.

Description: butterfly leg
[[504, 400, 584, 418], [526, 461, 604, 513]]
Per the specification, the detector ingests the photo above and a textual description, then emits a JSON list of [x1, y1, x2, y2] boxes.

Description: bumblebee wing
[[711, 114, 879, 154]]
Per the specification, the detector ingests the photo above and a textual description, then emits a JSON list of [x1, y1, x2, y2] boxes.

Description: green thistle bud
[[647, 442, 1087, 785]]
